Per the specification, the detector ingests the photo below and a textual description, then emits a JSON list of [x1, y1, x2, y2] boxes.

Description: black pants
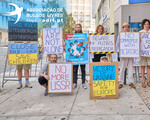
[[92, 54, 106, 62], [38, 76, 48, 85], [73, 65, 85, 84]]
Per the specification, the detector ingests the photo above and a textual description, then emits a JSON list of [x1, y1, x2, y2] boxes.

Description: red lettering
[[55, 65, 61, 73], [65, 74, 69, 80], [55, 65, 67, 73], [49, 81, 71, 91], [51, 75, 57, 80], [55, 81, 61, 90]]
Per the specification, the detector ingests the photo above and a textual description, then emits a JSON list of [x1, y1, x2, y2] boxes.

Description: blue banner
[[65, 33, 89, 65], [129, 0, 150, 4], [0, 0, 66, 28], [93, 65, 115, 81]]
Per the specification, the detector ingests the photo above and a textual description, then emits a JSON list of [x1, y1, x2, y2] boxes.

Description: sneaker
[[82, 83, 87, 89], [25, 82, 32, 88], [129, 83, 136, 89], [44, 86, 48, 96], [118, 84, 123, 89], [73, 83, 77, 89], [17, 83, 22, 89]]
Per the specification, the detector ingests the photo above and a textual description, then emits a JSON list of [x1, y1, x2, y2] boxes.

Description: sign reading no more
[[48, 63, 73, 93]]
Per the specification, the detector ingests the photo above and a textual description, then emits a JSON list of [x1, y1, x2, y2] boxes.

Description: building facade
[[114, 0, 150, 37], [92, 0, 114, 33], [66, 0, 92, 33]]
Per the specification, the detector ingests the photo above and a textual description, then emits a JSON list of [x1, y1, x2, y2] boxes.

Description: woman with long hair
[[92, 25, 106, 62], [139, 19, 150, 88]]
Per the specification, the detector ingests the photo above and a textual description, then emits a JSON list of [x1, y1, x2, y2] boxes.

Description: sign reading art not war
[[119, 32, 140, 58], [48, 63, 73, 93], [141, 32, 150, 57], [8, 21, 38, 41], [90, 33, 115, 53], [43, 28, 63, 54]]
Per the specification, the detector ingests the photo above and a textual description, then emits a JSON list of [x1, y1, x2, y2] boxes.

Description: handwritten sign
[[48, 63, 73, 93], [90, 62, 118, 99], [119, 32, 140, 58], [8, 43, 38, 65], [140, 32, 150, 57], [90, 33, 115, 53], [112, 53, 118, 62], [8, 21, 38, 41], [65, 33, 89, 65], [112, 53, 120, 68], [43, 28, 63, 54], [133, 58, 140, 66]]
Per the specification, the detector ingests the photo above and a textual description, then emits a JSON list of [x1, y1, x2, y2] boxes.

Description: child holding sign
[[116, 23, 136, 89], [139, 19, 150, 88]]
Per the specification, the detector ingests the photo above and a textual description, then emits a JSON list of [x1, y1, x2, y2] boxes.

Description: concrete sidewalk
[[0, 78, 150, 120]]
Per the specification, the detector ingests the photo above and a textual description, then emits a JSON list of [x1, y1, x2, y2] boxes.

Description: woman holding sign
[[92, 25, 107, 62], [139, 19, 150, 88]]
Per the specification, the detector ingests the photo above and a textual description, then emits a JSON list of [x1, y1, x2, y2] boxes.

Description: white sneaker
[[17, 83, 22, 89], [25, 82, 32, 88], [82, 83, 87, 89], [73, 83, 77, 89]]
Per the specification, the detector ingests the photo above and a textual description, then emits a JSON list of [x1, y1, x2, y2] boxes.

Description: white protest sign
[[90, 34, 115, 53], [140, 32, 150, 57], [112, 53, 120, 68], [133, 58, 140, 66], [119, 32, 140, 58], [48, 63, 73, 93], [112, 53, 118, 62], [43, 28, 63, 54]]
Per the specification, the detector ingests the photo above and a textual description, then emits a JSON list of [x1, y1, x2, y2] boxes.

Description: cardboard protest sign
[[112, 53, 120, 68], [8, 21, 38, 41], [90, 33, 115, 54], [65, 33, 89, 65], [140, 32, 150, 57], [8, 43, 38, 65], [43, 28, 63, 54], [90, 62, 118, 99], [112, 53, 118, 62], [119, 32, 140, 58], [133, 58, 140, 66], [48, 63, 73, 93]]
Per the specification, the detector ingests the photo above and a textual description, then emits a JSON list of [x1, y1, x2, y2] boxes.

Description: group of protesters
[[15, 18, 150, 96]]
